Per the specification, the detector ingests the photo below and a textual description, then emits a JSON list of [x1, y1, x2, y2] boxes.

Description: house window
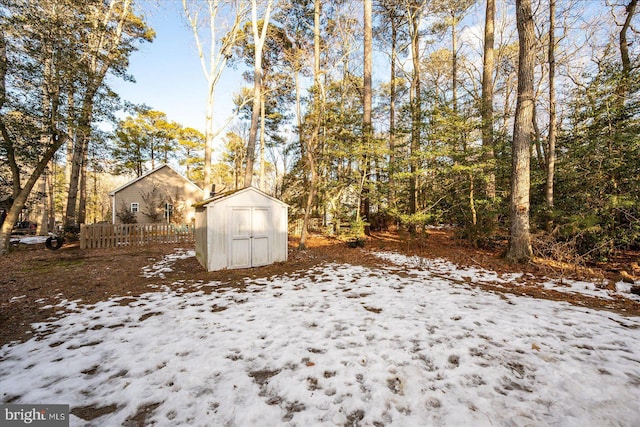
[[164, 203, 173, 222], [131, 202, 139, 213]]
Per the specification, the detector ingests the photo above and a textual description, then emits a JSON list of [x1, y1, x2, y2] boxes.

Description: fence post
[[80, 225, 86, 249]]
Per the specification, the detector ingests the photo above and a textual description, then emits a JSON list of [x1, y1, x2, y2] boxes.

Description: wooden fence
[[289, 218, 325, 237], [80, 223, 194, 249]]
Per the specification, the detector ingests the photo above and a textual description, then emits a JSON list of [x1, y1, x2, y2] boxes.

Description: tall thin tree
[[299, 0, 321, 249], [378, 2, 404, 210], [406, 0, 426, 224], [361, 0, 373, 224], [506, 0, 535, 262], [244, 0, 275, 187], [482, 0, 496, 199], [545, 0, 557, 229]]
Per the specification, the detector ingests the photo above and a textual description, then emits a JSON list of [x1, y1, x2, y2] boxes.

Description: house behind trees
[[109, 164, 204, 225]]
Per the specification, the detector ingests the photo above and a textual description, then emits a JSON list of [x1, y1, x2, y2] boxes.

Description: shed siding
[[210, 203, 227, 271], [194, 187, 288, 272], [275, 204, 288, 263], [194, 206, 208, 268]]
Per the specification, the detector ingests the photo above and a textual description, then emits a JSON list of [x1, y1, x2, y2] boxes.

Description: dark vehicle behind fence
[[12, 220, 37, 235]]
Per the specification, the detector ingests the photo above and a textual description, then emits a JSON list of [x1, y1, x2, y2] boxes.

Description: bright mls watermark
[[1, 405, 69, 427]]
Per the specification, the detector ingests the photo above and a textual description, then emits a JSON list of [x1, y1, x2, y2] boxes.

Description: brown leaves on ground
[[1, 229, 638, 347]]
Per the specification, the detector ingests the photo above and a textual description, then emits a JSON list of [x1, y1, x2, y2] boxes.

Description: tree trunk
[[0, 20, 68, 252], [47, 166, 56, 232], [313, 0, 320, 79], [361, 0, 373, 228], [295, 68, 303, 157], [203, 76, 215, 196], [65, 92, 95, 230], [617, 0, 637, 102], [620, 0, 637, 79], [66, 0, 137, 228], [408, 3, 421, 224], [506, 0, 535, 263], [1, 123, 21, 200], [482, 0, 496, 199], [35, 174, 48, 235], [78, 145, 89, 225], [259, 96, 266, 191], [532, 103, 546, 169], [300, 146, 318, 248], [469, 173, 477, 225], [389, 15, 398, 209], [64, 86, 75, 210], [244, 65, 262, 187], [452, 12, 458, 115], [545, 0, 557, 230]]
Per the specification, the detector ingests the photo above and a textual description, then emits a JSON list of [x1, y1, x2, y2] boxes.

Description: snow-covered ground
[[373, 251, 640, 303], [1, 250, 639, 426], [9, 235, 49, 245]]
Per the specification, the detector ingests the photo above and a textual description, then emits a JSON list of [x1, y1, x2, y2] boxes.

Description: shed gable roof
[[194, 186, 288, 208], [109, 164, 203, 196]]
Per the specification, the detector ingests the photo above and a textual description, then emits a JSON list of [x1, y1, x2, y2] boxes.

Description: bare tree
[[243, 0, 275, 187], [183, 0, 248, 197], [620, 0, 638, 78]]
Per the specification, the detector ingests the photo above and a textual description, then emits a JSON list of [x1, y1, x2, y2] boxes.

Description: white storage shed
[[194, 187, 288, 271]]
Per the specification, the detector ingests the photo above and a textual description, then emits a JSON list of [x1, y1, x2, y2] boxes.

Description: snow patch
[[140, 248, 195, 278], [373, 251, 640, 301], [2, 260, 639, 426]]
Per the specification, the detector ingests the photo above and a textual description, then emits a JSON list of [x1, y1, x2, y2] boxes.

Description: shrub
[[116, 202, 137, 224]]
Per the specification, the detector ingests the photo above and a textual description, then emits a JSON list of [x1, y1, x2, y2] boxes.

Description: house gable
[[110, 164, 204, 224]]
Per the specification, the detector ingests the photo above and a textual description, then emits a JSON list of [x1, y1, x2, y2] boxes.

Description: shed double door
[[229, 207, 270, 269]]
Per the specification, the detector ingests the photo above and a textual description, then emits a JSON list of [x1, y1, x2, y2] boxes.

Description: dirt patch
[[123, 402, 162, 427], [1, 231, 638, 348], [71, 403, 119, 421]]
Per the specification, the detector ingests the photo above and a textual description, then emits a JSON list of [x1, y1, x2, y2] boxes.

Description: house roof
[[108, 164, 203, 196], [193, 186, 288, 208]]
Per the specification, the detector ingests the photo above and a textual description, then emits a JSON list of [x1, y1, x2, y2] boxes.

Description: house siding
[[111, 165, 203, 225]]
